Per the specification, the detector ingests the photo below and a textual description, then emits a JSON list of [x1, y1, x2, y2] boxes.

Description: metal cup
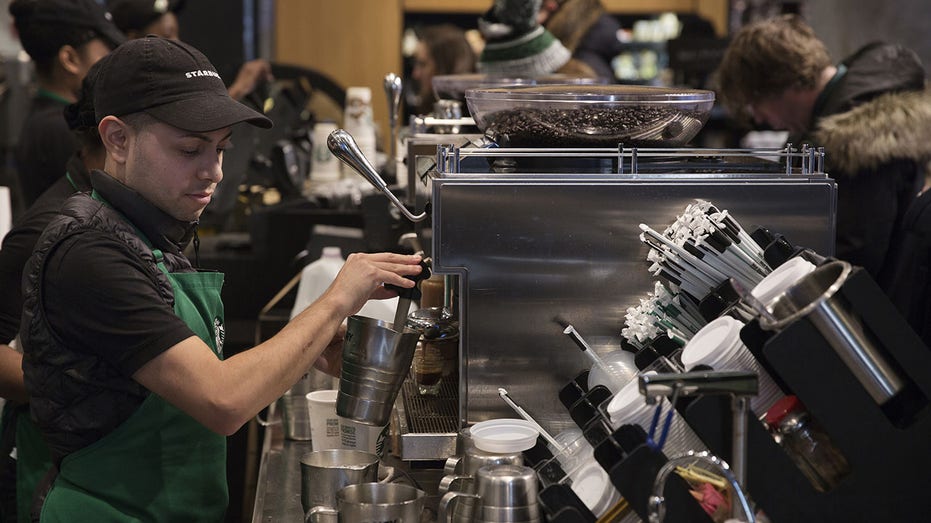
[[299, 449, 379, 515], [440, 464, 541, 523], [337, 315, 421, 426], [309, 482, 424, 523], [279, 389, 313, 441], [439, 445, 525, 523], [440, 443, 524, 493], [760, 260, 906, 405]]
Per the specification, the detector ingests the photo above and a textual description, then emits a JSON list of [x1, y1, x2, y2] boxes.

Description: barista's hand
[[320, 252, 422, 319], [313, 322, 346, 377], [228, 59, 274, 101]]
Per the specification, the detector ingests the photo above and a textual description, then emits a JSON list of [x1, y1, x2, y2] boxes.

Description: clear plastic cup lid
[[751, 257, 817, 307], [681, 316, 744, 370], [469, 418, 539, 453]]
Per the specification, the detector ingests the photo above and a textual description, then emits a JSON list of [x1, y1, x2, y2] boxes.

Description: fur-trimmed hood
[[813, 87, 931, 175]]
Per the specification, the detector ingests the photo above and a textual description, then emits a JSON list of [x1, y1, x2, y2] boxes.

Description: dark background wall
[[808, 0, 931, 69], [177, 0, 249, 92]]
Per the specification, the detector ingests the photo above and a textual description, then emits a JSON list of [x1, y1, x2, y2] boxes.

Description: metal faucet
[[647, 450, 756, 523], [639, 370, 758, 521]]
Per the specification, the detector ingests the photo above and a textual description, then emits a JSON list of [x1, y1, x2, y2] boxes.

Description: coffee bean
[[482, 105, 705, 147]]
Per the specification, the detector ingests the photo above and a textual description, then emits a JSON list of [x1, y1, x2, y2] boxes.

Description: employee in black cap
[[19, 36, 421, 521], [108, 0, 273, 101], [8, 0, 125, 208]]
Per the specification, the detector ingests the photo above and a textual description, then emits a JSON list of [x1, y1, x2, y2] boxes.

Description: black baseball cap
[[108, 0, 185, 34], [9, 0, 126, 50], [94, 36, 272, 132]]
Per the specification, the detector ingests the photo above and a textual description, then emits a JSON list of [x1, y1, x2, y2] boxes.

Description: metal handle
[[443, 456, 462, 476], [305, 505, 338, 523], [438, 474, 472, 495], [438, 491, 481, 523], [255, 400, 280, 427], [648, 450, 755, 523], [327, 128, 428, 222], [383, 73, 402, 130]]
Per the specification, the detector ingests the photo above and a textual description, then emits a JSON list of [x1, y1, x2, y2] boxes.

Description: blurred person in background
[[717, 14, 931, 343], [107, 0, 272, 101], [538, 0, 623, 82], [0, 56, 107, 523], [8, 0, 124, 208], [409, 24, 477, 116], [477, 0, 596, 78]]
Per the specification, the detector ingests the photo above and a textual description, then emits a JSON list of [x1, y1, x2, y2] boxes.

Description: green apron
[[14, 409, 50, 523], [39, 248, 229, 522]]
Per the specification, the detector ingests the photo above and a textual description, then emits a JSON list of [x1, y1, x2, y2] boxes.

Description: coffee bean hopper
[[465, 84, 715, 148], [329, 85, 837, 463]]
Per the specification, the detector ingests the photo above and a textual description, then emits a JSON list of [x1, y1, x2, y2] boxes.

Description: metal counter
[[250, 419, 311, 523], [250, 396, 449, 523]]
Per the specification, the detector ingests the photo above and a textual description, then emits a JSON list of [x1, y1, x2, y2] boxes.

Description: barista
[[19, 36, 422, 520], [9, 0, 124, 208]]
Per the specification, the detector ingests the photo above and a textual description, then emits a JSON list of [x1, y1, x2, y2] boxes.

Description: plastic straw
[[497, 388, 563, 450]]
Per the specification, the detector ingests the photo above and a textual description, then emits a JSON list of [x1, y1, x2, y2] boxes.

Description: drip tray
[[396, 371, 459, 461]]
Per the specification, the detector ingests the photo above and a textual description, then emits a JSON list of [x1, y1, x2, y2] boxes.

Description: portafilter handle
[[327, 128, 428, 222]]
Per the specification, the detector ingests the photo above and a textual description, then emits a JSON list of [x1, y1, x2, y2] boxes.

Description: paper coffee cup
[[307, 390, 341, 451], [339, 416, 388, 457]]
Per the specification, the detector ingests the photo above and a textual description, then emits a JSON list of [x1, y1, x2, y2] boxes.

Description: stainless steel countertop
[[251, 420, 312, 522], [250, 412, 447, 523]]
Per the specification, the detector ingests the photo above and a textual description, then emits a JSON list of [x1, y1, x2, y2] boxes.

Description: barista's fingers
[[372, 260, 423, 288]]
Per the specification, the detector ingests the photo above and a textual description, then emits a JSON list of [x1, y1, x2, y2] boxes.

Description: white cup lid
[[469, 419, 540, 453], [751, 256, 816, 307], [605, 370, 657, 424], [569, 462, 620, 516], [680, 316, 744, 370]]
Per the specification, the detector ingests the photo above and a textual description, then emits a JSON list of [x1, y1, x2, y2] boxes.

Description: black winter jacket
[[800, 43, 931, 346], [797, 43, 930, 279]]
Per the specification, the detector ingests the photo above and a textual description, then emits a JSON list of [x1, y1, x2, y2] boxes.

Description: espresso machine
[[329, 71, 931, 521]]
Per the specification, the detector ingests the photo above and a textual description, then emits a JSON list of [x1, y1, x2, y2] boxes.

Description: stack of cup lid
[[605, 371, 707, 458], [751, 256, 817, 309], [681, 315, 785, 415], [567, 461, 620, 517]]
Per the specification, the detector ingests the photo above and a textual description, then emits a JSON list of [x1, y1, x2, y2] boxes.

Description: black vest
[[20, 192, 191, 462]]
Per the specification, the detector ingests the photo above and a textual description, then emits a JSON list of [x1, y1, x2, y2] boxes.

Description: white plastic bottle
[[291, 246, 345, 320], [342, 86, 378, 177], [291, 247, 346, 390], [308, 120, 341, 189]]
